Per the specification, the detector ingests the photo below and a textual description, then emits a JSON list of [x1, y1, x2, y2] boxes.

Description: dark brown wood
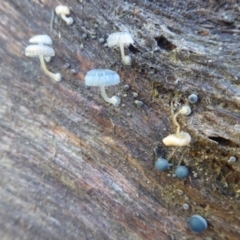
[[1, 0, 240, 239]]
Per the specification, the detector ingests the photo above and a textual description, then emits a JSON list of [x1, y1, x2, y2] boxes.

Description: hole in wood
[[154, 35, 177, 51]]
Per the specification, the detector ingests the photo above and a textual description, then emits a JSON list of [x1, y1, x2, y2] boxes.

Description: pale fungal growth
[[162, 103, 191, 147], [25, 45, 61, 82], [85, 69, 121, 106], [107, 32, 134, 65], [55, 5, 73, 25], [29, 34, 53, 62]]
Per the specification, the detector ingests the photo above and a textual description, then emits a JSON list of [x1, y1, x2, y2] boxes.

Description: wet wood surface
[[0, 0, 240, 239]]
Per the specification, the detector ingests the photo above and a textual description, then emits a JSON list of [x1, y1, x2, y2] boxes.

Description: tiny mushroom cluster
[[25, 34, 61, 82], [23, 4, 211, 235]]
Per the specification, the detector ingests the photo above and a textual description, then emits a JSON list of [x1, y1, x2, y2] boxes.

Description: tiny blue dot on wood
[[155, 158, 172, 171], [175, 166, 189, 178], [189, 215, 208, 233]]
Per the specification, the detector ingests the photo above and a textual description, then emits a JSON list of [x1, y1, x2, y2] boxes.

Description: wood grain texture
[[0, 0, 240, 239]]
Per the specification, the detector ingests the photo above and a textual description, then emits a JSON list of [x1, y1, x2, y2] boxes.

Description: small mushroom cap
[[175, 166, 189, 178], [29, 35, 52, 45], [25, 45, 55, 57], [107, 32, 134, 48], [162, 131, 191, 147], [55, 5, 70, 15], [85, 69, 120, 86], [189, 215, 208, 233], [179, 105, 191, 116], [155, 158, 171, 171], [188, 94, 198, 103]]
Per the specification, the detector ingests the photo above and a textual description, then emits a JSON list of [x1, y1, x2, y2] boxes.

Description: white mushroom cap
[[29, 35, 53, 45], [85, 69, 120, 86], [25, 45, 55, 57], [162, 131, 191, 147], [179, 105, 191, 116], [107, 32, 134, 48], [55, 5, 70, 15]]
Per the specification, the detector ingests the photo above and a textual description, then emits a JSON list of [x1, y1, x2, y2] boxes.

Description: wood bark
[[1, 0, 240, 239]]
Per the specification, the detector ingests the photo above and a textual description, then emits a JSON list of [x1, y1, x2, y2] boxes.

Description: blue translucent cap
[[175, 166, 189, 179], [189, 215, 208, 233], [85, 69, 120, 86], [155, 158, 171, 171]]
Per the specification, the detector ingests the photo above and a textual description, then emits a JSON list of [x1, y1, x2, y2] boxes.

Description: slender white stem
[[61, 14, 73, 25], [39, 55, 61, 82], [171, 102, 181, 136], [119, 43, 131, 65], [100, 85, 120, 106]]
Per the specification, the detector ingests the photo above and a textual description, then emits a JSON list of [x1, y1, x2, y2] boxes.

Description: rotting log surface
[[1, 0, 240, 239]]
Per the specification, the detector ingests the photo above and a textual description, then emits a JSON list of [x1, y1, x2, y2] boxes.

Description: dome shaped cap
[[25, 45, 55, 57], [155, 158, 172, 171], [189, 215, 208, 233], [55, 5, 70, 15], [85, 69, 120, 87], [29, 35, 53, 45], [107, 32, 134, 47], [175, 166, 189, 179]]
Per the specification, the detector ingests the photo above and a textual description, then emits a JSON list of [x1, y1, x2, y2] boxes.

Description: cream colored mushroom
[[107, 32, 134, 65], [162, 103, 191, 147], [25, 45, 61, 82], [55, 5, 73, 25]]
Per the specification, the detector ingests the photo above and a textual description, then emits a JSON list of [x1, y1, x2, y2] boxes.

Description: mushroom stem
[[100, 85, 120, 106], [119, 43, 131, 65], [39, 55, 61, 82], [61, 14, 73, 25], [171, 102, 181, 136]]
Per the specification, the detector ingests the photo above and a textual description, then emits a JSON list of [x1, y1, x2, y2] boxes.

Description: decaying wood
[[0, 0, 240, 239]]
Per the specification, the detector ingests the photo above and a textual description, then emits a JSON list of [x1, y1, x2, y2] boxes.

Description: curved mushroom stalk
[[100, 85, 121, 106], [61, 15, 73, 25], [39, 55, 61, 82], [119, 43, 131, 65]]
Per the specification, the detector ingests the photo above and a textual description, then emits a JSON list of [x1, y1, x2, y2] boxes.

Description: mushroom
[[155, 157, 172, 172], [25, 44, 61, 82], [162, 103, 191, 146], [55, 5, 73, 25], [189, 215, 208, 233], [175, 166, 189, 179], [188, 93, 198, 103], [85, 69, 121, 106], [107, 32, 134, 65], [29, 34, 53, 62]]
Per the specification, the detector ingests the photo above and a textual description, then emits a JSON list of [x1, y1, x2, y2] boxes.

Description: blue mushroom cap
[[175, 166, 189, 178], [155, 158, 171, 171], [188, 94, 198, 103], [189, 215, 208, 233]]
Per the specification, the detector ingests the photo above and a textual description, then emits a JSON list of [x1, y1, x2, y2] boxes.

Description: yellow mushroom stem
[[39, 55, 61, 82], [171, 102, 181, 136]]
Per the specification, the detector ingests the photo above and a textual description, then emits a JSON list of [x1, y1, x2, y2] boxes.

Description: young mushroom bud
[[189, 215, 208, 233], [155, 158, 172, 172], [107, 32, 134, 65], [25, 45, 61, 82], [85, 69, 121, 106], [188, 93, 198, 104], [55, 5, 73, 25], [162, 103, 191, 147]]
